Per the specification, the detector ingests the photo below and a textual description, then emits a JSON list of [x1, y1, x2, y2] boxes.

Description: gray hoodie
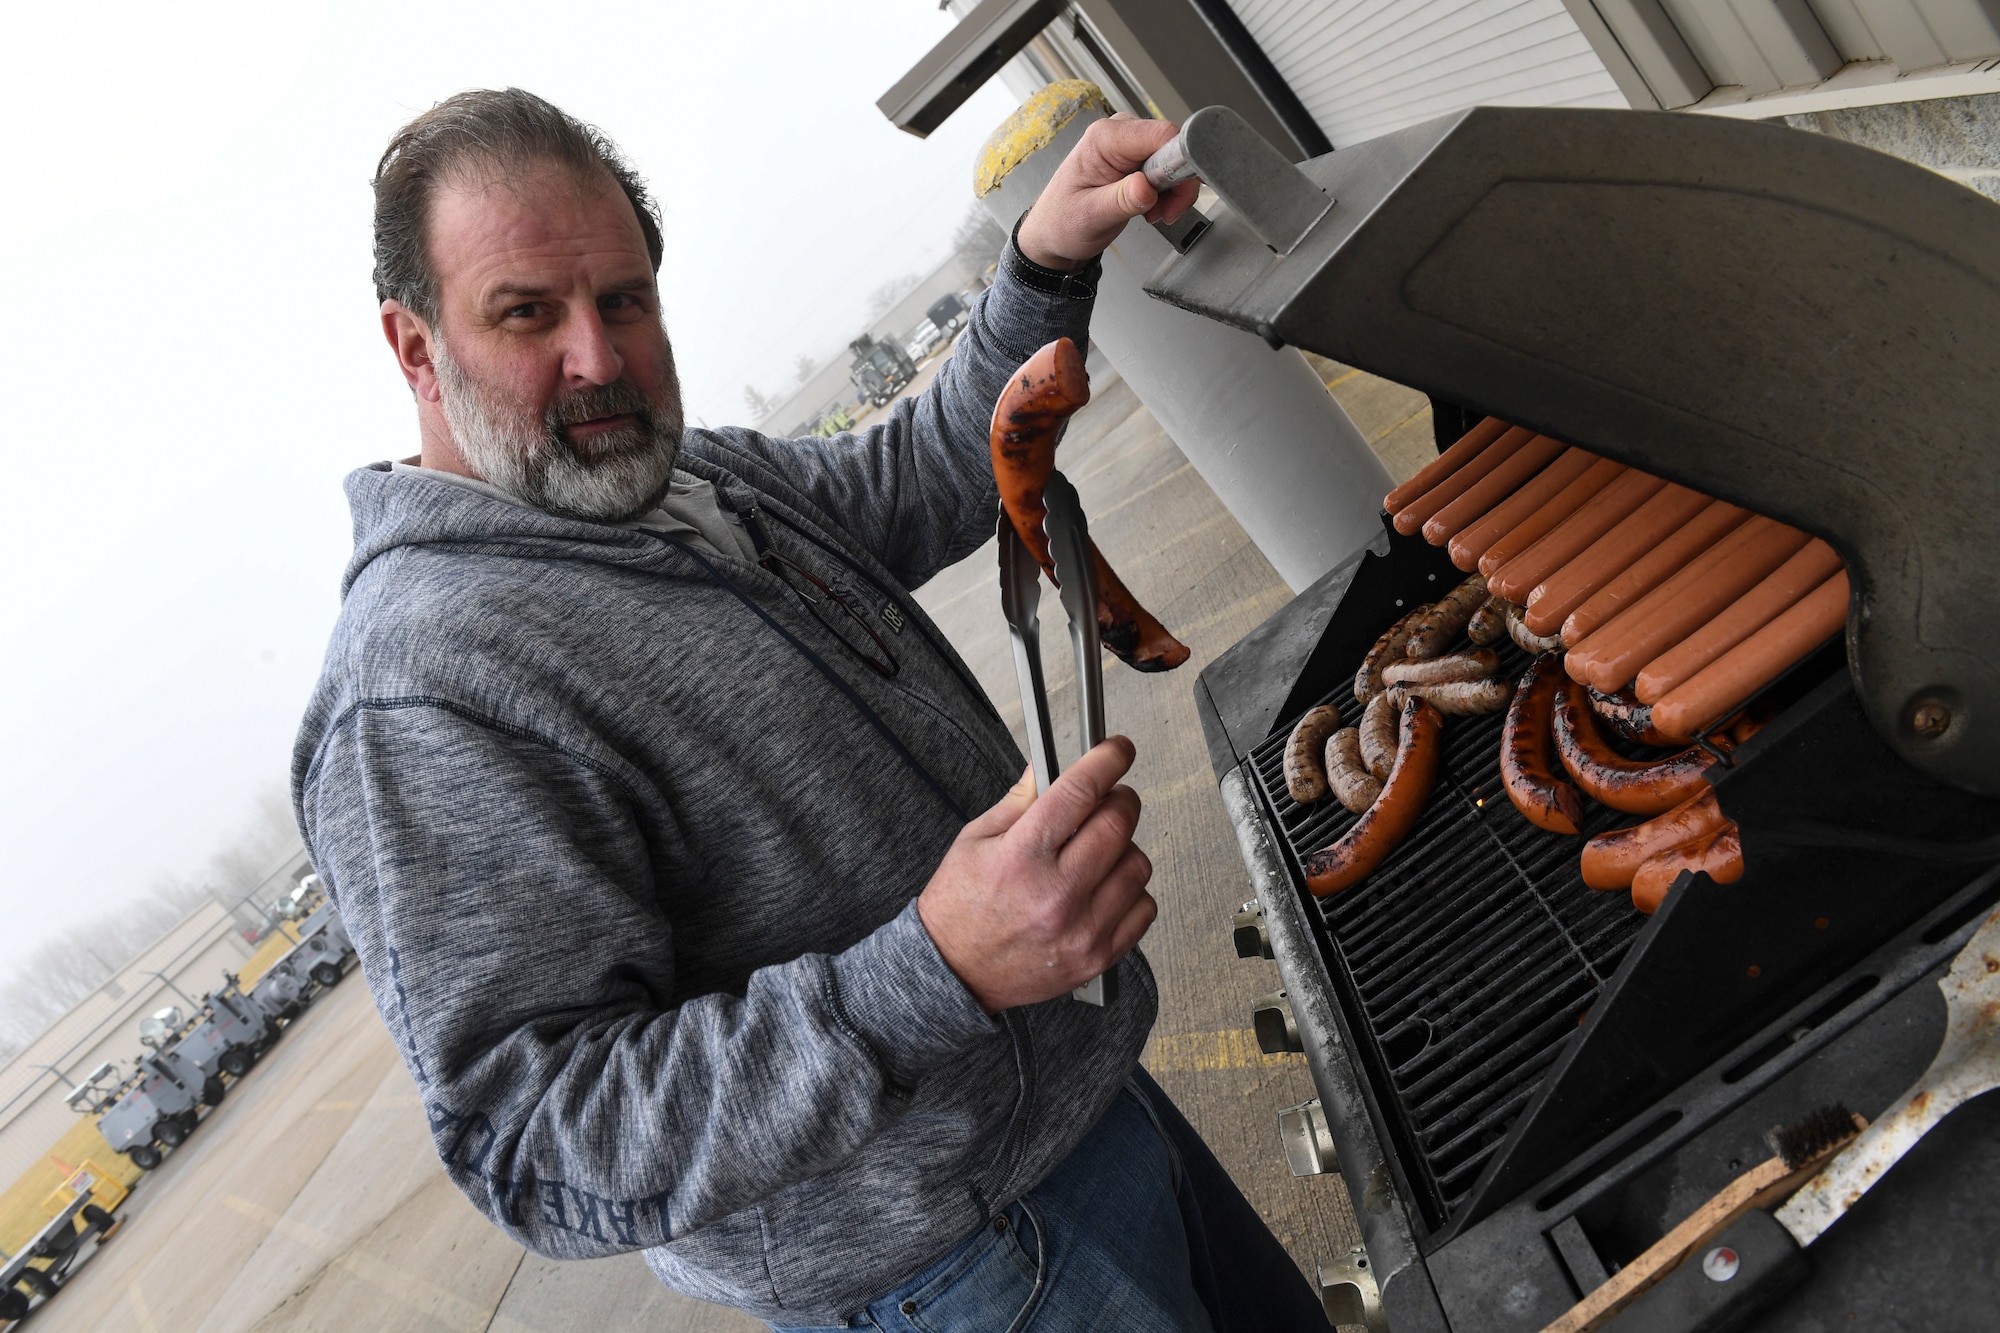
[[291, 259, 1157, 1324]]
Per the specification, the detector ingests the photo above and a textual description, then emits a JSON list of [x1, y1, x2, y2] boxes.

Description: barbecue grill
[[1164, 106, 2000, 1330]]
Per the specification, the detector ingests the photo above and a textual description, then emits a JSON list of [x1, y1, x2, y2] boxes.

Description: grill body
[[1172, 106, 2000, 1330]]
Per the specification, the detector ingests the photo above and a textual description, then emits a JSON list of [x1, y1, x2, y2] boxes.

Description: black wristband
[[1004, 211, 1102, 301]]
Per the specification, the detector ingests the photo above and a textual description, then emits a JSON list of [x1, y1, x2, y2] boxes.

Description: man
[[294, 88, 1326, 1329]]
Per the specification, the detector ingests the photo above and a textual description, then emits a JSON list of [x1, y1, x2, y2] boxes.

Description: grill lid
[[1146, 104, 2000, 797]]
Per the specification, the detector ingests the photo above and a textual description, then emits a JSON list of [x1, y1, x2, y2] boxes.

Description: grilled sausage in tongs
[[990, 339, 1189, 672]]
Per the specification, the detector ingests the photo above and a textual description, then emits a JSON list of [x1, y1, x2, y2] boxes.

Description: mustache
[[544, 381, 657, 435]]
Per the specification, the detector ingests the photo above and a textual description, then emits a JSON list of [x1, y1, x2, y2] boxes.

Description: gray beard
[[433, 338, 684, 522]]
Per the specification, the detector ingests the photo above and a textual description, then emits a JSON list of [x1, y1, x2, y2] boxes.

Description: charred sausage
[[1385, 417, 1511, 514], [1392, 428, 1534, 535], [1389, 679, 1513, 716], [1421, 435, 1568, 544], [1501, 653, 1584, 835], [1359, 690, 1399, 782], [1355, 606, 1426, 703], [1632, 824, 1744, 914], [1326, 728, 1383, 815], [1652, 573, 1849, 741], [1522, 485, 1712, 636], [1579, 789, 1729, 890], [1478, 459, 1626, 579], [1283, 704, 1344, 804], [1560, 501, 1748, 646], [1587, 686, 1675, 747], [1487, 470, 1669, 604], [1405, 574, 1491, 659], [1383, 648, 1500, 687], [1304, 697, 1443, 896], [1553, 680, 1714, 815], [1634, 539, 1843, 703], [990, 338, 1190, 673], [1467, 596, 1512, 646], [1449, 449, 1599, 572]]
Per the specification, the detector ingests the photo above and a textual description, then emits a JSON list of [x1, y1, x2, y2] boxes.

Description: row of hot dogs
[[1384, 417, 1848, 738], [1282, 416, 1847, 913]]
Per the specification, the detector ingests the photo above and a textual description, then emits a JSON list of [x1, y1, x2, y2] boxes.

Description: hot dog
[[1571, 517, 1814, 693], [1359, 690, 1399, 782], [1421, 435, 1568, 544], [1478, 459, 1626, 579], [1586, 687, 1674, 747], [1392, 427, 1535, 535], [1355, 606, 1426, 703], [1507, 607, 1564, 655], [1326, 728, 1383, 815], [1448, 449, 1598, 572], [1283, 704, 1344, 804], [1633, 539, 1844, 703], [1389, 679, 1513, 716], [990, 338, 1190, 673], [1404, 575, 1491, 659], [1467, 596, 1512, 646], [1561, 500, 1748, 646], [1488, 469, 1669, 604], [1522, 485, 1712, 636], [1501, 653, 1584, 835], [1383, 648, 1500, 687], [1579, 788, 1728, 889], [1304, 697, 1443, 896], [1651, 572, 1849, 741], [1631, 824, 1743, 914], [1384, 417, 1511, 515], [1552, 680, 1714, 815]]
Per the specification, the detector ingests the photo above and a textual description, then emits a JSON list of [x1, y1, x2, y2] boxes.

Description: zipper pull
[[738, 505, 775, 560]]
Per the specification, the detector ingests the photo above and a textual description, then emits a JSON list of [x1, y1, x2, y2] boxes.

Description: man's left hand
[[1015, 114, 1200, 272]]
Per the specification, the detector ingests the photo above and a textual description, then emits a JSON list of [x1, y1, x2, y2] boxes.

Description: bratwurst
[[990, 338, 1189, 672]]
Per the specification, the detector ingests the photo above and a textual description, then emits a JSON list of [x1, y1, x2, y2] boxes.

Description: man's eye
[[505, 303, 539, 319]]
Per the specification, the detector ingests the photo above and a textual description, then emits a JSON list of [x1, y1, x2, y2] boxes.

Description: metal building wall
[[1221, 0, 1629, 145]]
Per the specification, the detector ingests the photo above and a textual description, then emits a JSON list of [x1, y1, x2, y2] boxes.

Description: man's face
[[423, 161, 683, 521]]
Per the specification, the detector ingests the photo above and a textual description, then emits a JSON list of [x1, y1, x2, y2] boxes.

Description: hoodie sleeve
[[707, 238, 1096, 591], [297, 696, 997, 1259]]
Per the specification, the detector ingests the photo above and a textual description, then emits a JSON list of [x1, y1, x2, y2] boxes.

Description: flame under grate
[[1247, 641, 1646, 1233]]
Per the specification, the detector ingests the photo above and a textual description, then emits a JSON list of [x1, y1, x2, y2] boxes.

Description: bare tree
[[952, 206, 1008, 268], [0, 788, 300, 1062], [793, 353, 818, 386], [743, 384, 776, 419], [865, 273, 922, 320]]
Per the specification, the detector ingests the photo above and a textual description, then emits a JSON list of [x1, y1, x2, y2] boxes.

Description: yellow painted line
[[1322, 367, 1362, 390], [1090, 462, 1196, 524], [1368, 405, 1433, 447], [223, 1195, 496, 1331], [1172, 586, 1293, 643], [125, 1283, 161, 1333], [310, 1096, 424, 1113], [1143, 1028, 1301, 1074]]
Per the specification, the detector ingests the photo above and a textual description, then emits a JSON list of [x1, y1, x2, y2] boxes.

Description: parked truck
[[847, 333, 915, 407]]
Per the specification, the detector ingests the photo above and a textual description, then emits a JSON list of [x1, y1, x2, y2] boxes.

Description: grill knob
[[1231, 900, 1273, 960], [1318, 1246, 1387, 1331], [1277, 1097, 1338, 1176], [1251, 989, 1302, 1054]]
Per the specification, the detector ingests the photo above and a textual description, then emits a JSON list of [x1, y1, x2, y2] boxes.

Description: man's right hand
[[917, 738, 1156, 1013]]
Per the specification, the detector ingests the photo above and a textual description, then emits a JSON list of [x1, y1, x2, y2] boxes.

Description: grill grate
[[1247, 640, 1647, 1233]]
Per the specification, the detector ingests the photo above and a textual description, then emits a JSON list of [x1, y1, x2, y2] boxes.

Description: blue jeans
[[771, 1068, 1327, 1332]]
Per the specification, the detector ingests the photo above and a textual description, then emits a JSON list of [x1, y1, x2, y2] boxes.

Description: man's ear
[[381, 300, 443, 404]]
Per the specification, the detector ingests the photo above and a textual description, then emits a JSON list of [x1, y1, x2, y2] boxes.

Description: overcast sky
[[0, 0, 1017, 976]]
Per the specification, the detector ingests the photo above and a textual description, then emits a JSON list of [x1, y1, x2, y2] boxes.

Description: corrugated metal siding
[[1225, 0, 1629, 146]]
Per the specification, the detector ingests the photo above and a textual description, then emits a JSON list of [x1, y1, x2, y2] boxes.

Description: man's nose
[[562, 309, 624, 385]]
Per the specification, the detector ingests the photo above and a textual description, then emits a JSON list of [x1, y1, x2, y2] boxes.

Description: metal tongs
[[997, 470, 1116, 1007]]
